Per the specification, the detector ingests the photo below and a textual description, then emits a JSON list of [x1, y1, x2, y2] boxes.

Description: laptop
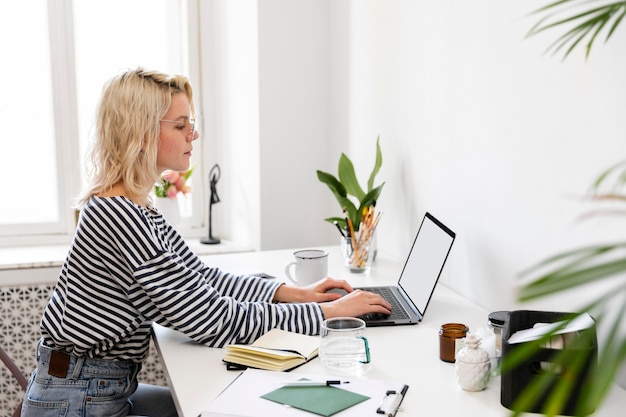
[[350, 212, 455, 327]]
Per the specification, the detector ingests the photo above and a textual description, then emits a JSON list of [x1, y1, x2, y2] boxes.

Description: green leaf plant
[[504, 4, 626, 414], [507, 161, 626, 416], [316, 136, 384, 233], [526, 0, 626, 60]]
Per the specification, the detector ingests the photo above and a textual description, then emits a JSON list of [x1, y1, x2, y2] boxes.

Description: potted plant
[[316, 136, 384, 233], [507, 162, 626, 416], [316, 137, 384, 271], [504, 4, 626, 414], [154, 167, 195, 198], [153, 166, 194, 225]]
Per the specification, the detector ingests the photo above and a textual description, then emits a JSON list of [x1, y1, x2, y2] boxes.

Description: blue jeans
[[21, 341, 177, 417]]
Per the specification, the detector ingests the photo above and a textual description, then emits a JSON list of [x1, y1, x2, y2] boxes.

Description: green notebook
[[261, 383, 370, 417]]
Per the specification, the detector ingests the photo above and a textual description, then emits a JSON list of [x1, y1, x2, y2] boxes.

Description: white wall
[[330, 1, 626, 388], [198, 1, 263, 250], [208, 1, 625, 317], [7, 0, 625, 387], [203, 0, 337, 251], [327, 0, 626, 314], [257, 0, 335, 250]]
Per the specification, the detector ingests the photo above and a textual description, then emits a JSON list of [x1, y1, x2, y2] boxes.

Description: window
[[1, 0, 59, 237], [0, 0, 205, 245]]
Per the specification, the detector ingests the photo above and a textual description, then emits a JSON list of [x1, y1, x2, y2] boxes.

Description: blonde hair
[[79, 67, 195, 206]]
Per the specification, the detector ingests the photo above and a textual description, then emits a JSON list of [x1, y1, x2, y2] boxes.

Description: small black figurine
[[201, 164, 221, 244]]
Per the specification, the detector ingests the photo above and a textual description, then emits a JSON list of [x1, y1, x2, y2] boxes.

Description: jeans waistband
[[37, 341, 139, 380]]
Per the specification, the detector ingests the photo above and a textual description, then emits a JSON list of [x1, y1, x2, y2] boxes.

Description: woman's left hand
[[273, 277, 353, 303]]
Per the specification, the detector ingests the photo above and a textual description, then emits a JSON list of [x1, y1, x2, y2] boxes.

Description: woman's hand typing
[[273, 277, 391, 319]]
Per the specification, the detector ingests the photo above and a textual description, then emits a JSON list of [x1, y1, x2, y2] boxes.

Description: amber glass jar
[[439, 323, 469, 362]]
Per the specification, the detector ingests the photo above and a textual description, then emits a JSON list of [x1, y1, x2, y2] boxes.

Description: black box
[[500, 310, 597, 416]]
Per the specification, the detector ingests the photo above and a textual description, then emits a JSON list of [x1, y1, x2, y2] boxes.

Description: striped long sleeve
[[40, 196, 324, 361]]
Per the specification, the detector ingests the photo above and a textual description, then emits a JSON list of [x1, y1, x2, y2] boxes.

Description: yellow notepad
[[223, 329, 320, 371]]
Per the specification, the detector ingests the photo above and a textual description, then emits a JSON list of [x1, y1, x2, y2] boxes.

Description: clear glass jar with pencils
[[338, 207, 381, 273]]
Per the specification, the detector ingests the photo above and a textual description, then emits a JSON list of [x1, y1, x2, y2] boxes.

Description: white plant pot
[[154, 197, 180, 226]]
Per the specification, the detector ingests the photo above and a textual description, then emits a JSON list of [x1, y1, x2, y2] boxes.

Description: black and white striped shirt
[[40, 196, 323, 361]]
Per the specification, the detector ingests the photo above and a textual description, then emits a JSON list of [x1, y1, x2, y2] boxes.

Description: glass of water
[[319, 317, 370, 375]]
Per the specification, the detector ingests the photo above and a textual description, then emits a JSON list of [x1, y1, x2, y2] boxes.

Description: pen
[[333, 220, 346, 237], [281, 380, 349, 387]]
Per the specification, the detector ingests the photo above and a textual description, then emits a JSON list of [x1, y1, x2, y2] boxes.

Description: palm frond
[[527, 1, 626, 60], [514, 157, 626, 414]]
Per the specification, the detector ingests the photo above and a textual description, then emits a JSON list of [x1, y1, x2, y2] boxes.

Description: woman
[[21, 67, 391, 417]]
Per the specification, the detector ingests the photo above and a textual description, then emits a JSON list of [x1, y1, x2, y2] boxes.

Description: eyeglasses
[[160, 118, 197, 137]]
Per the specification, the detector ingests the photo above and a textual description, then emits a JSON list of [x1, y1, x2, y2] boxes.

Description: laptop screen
[[398, 213, 455, 315]]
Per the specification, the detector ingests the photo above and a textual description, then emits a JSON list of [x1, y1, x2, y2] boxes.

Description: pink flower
[[162, 170, 180, 184], [154, 166, 195, 199], [166, 185, 179, 199]]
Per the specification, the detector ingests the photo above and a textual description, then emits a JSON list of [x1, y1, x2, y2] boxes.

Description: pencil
[[346, 216, 356, 252]]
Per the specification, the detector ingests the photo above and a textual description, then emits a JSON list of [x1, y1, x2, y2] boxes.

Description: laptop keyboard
[[360, 287, 411, 321]]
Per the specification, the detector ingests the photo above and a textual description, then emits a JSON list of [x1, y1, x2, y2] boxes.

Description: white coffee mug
[[284, 249, 328, 286]]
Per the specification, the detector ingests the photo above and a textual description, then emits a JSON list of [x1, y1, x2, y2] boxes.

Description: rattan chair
[[0, 343, 27, 417]]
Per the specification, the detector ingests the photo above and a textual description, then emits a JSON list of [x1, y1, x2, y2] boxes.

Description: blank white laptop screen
[[399, 213, 455, 316], [352, 212, 456, 326]]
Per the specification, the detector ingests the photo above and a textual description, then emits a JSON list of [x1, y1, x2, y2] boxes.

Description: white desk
[[153, 247, 625, 417]]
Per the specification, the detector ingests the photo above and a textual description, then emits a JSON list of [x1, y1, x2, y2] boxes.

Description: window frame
[[0, 0, 207, 247]]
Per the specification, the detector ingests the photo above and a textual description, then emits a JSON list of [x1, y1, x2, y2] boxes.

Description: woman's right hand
[[319, 289, 391, 319]]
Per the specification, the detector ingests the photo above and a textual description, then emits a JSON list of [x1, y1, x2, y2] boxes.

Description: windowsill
[[0, 239, 250, 271]]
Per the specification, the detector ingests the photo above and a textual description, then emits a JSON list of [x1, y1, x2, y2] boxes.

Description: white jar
[[455, 333, 491, 391]]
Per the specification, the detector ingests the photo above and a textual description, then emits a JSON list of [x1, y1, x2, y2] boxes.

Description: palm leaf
[[513, 157, 626, 415], [526, 1, 626, 59], [504, 291, 625, 415], [518, 243, 626, 300], [587, 299, 626, 409], [505, 315, 597, 416], [590, 159, 626, 192]]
